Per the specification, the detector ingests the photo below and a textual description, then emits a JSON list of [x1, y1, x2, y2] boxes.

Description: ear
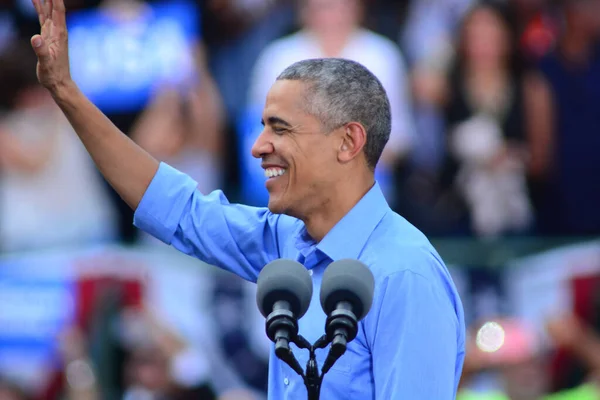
[[337, 122, 367, 164]]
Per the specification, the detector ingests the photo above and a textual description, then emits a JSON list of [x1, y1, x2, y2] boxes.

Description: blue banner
[[0, 258, 75, 371], [67, 0, 200, 113]]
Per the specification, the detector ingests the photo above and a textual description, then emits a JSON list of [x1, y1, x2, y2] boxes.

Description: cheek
[[301, 151, 337, 187], [286, 134, 337, 182]]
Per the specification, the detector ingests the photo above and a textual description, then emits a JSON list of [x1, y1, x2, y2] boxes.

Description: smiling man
[[29, 0, 465, 398]]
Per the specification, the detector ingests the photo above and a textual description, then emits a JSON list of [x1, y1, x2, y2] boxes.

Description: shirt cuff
[[133, 162, 198, 245]]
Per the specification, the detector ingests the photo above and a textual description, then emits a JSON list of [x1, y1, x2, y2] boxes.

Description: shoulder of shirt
[[359, 211, 448, 282], [354, 29, 406, 59]]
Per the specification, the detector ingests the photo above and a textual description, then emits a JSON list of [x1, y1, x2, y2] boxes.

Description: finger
[[42, 0, 52, 22], [32, 0, 46, 26], [31, 34, 51, 63], [52, 0, 67, 27]]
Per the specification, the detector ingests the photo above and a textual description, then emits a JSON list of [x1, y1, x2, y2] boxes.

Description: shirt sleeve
[[133, 162, 287, 282], [366, 264, 464, 399]]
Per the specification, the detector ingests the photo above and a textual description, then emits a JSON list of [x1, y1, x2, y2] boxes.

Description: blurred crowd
[[0, 0, 599, 399]]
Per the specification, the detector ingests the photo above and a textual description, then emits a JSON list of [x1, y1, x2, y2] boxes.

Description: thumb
[[31, 35, 50, 62]]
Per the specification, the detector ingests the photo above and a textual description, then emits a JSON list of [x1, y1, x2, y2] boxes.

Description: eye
[[272, 126, 287, 135]]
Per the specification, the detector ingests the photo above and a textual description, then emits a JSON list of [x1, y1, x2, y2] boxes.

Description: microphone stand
[[285, 334, 339, 400], [271, 325, 351, 399]]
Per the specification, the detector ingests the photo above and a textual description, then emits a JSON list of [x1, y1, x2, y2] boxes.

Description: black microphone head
[[256, 259, 313, 319], [320, 259, 375, 321]]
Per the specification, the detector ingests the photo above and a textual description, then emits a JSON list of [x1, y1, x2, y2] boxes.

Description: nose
[[251, 129, 274, 159]]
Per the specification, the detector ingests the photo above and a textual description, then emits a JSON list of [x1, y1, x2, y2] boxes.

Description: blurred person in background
[[525, 0, 600, 237], [130, 42, 224, 196], [0, 40, 117, 253], [544, 283, 600, 393], [200, 0, 295, 122], [200, 0, 296, 201], [91, 0, 203, 244], [55, 308, 229, 400], [415, 1, 533, 238], [247, 0, 416, 203], [458, 319, 550, 400], [394, 0, 473, 236], [130, 41, 226, 246], [458, 317, 600, 400]]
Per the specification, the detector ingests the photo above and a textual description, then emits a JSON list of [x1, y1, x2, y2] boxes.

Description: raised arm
[[30, 0, 158, 210], [133, 163, 288, 281], [30, 0, 287, 279]]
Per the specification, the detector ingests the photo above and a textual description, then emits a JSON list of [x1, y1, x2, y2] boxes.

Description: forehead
[[263, 79, 313, 122]]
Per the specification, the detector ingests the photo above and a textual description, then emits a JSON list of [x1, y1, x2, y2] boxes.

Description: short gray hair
[[276, 58, 391, 170]]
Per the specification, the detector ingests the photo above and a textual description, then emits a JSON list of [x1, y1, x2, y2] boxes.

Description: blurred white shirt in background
[[248, 28, 416, 156], [0, 108, 118, 253]]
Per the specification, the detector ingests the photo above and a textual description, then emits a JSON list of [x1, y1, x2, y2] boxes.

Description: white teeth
[[264, 168, 286, 178]]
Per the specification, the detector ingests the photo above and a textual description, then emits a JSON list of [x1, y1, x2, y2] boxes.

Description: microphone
[[256, 259, 313, 376], [319, 259, 374, 374]]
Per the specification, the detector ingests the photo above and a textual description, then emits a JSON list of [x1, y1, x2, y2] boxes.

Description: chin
[[267, 197, 285, 215]]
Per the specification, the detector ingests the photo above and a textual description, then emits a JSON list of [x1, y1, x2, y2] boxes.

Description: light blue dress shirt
[[134, 163, 466, 399]]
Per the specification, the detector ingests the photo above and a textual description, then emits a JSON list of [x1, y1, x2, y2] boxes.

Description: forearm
[[52, 81, 159, 209]]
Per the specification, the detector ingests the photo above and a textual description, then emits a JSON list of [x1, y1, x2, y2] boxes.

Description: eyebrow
[[261, 116, 292, 128]]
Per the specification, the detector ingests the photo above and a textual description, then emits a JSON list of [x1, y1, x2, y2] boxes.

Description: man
[[29, 0, 465, 398]]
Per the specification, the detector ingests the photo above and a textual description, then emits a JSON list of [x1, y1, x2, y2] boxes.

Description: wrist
[[50, 79, 79, 103]]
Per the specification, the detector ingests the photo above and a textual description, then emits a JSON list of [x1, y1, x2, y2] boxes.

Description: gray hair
[[276, 58, 391, 170]]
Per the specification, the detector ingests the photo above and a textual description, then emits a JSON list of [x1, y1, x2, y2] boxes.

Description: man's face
[[251, 80, 342, 217]]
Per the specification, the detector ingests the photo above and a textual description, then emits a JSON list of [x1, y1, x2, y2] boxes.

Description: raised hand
[[30, 0, 72, 92]]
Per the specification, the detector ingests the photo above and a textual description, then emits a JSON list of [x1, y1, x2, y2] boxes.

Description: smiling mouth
[[264, 167, 287, 178]]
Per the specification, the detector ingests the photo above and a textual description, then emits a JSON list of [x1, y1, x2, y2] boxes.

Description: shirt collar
[[295, 181, 390, 262]]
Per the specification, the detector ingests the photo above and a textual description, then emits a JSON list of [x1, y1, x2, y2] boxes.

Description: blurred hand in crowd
[[57, 326, 88, 364], [546, 312, 600, 376], [546, 313, 586, 349]]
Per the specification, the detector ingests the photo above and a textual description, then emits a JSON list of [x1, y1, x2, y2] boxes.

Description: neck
[[302, 169, 375, 242], [313, 28, 356, 57]]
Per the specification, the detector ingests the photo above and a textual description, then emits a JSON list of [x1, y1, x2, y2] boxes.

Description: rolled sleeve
[[133, 162, 199, 244]]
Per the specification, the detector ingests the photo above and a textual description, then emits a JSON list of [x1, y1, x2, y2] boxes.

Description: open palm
[[31, 0, 72, 91]]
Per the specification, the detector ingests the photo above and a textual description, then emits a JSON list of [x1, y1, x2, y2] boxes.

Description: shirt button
[[309, 270, 313, 276], [284, 378, 290, 385]]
